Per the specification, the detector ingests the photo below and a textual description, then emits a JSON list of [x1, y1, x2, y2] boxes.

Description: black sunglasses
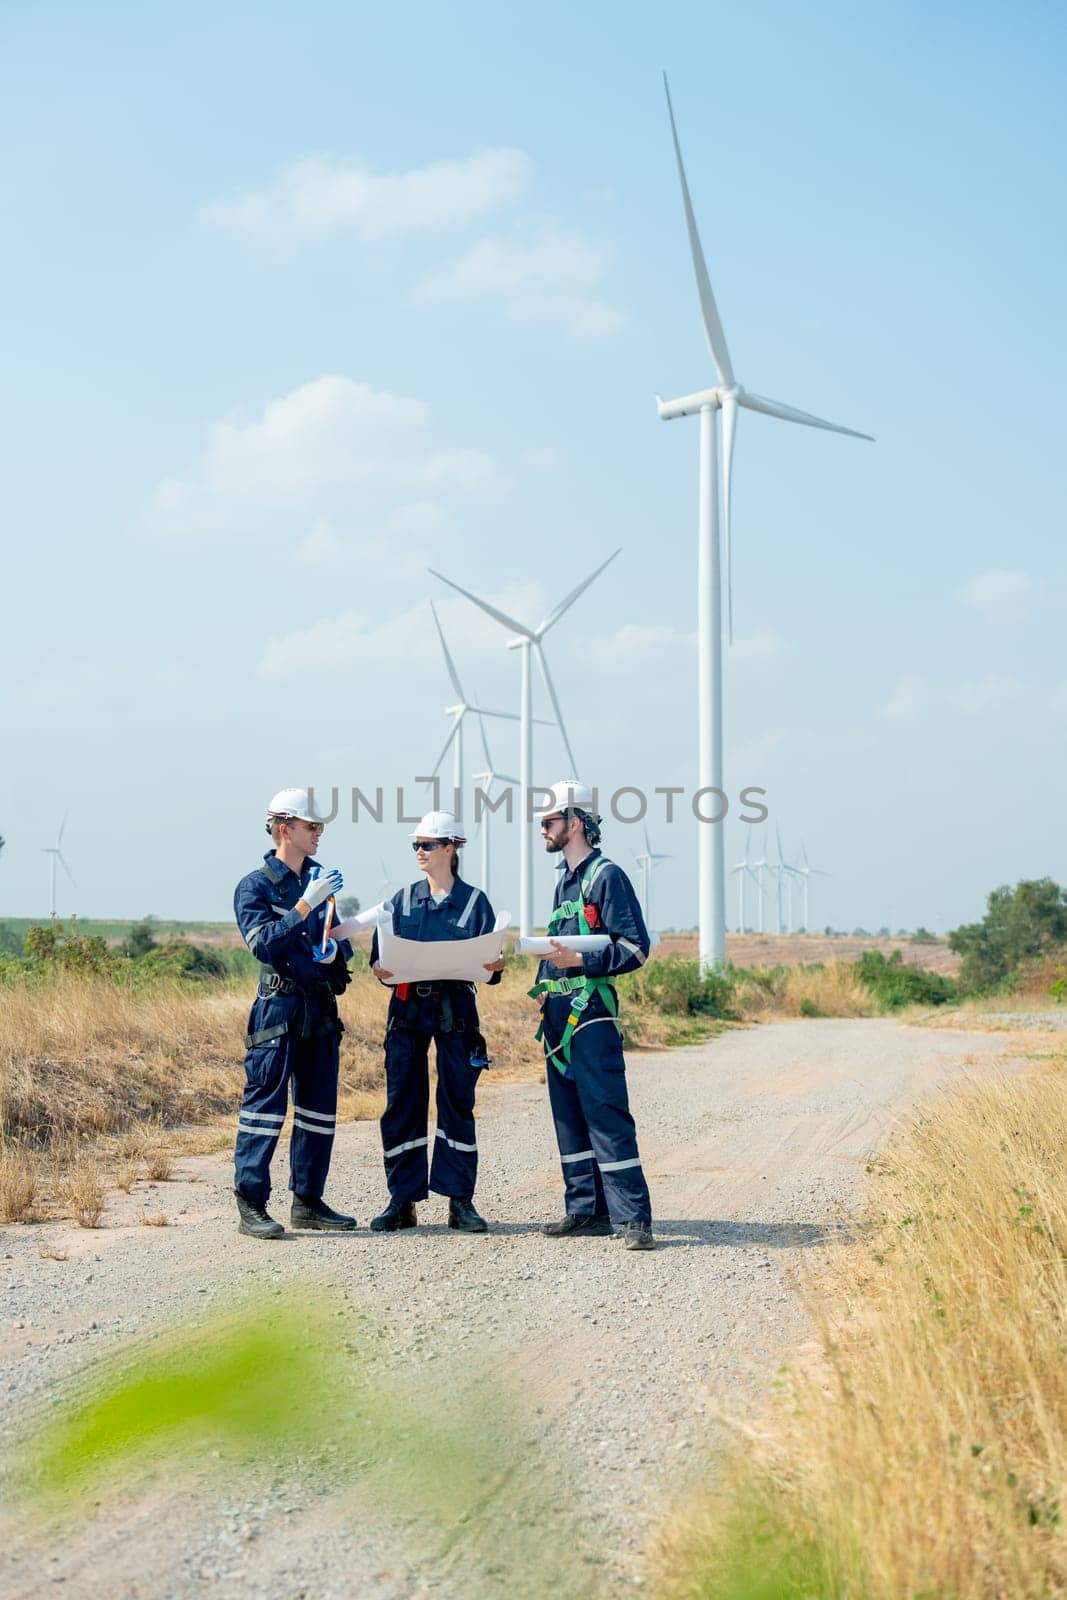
[[539, 814, 565, 830], [411, 839, 450, 852]]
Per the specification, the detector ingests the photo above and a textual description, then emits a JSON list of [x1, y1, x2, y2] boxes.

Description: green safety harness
[[528, 855, 621, 1074]]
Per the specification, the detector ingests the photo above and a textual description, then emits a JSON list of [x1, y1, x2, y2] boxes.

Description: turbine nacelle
[[656, 386, 724, 421]]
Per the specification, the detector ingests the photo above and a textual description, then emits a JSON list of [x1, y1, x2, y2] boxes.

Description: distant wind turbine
[[729, 831, 760, 933], [430, 550, 621, 935], [794, 841, 831, 932], [43, 813, 75, 918], [634, 824, 671, 932], [657, 73, 873, 972], [472, 710, 519, 903], [428, 601, 520, 820]]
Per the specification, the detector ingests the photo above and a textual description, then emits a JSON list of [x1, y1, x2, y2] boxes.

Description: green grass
[[0, 917, 235, 945]]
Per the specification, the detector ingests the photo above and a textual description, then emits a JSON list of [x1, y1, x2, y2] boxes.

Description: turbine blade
[[643, 822, 653, 858], [721, 390, 738, 643], [428, 569, 534, 639], [740, 391, 874, 442], [57, 852, 76, 888], [57, 811, 69, 848], [470, 705, 520, 722], [535, 645, 579, 775], [662, 73, 736, 387], [475, 708, 493, 771], [430, 601, 465, 701], [536, 549, 621, 637], [430, 715, 461, 778]]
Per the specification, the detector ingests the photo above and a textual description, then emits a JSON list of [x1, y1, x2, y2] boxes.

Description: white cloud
[[146, 376, 503, 540], [201, 148, 531, 241], [584, 620, 786, 675], [730, 627, 786, 661], [418, 221, 626, 337], [957, 568, 1034, 625], [258, 584, 545, 682], [729, 729, 788, 772], [589, 622, 694, 667], [883, 674, 1026, 722]]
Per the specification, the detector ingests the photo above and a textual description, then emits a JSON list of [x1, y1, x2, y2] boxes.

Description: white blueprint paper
[[514, 934, 611, 956], [377, 911, 511, 985]]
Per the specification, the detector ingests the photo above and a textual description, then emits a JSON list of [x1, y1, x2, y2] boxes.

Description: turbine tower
[[657, 74, 873, 972], [471, 711, 518, 903], [729, 830, 760, 933], [428, 601, 518, 819], [42, 813, 75, 918], [430, 551, 620, 936], [794, 841, 831, 932], [633, 823, 671, 931]]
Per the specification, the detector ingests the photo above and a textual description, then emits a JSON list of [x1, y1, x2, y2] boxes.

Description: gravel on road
[[0, 1017, 1018, 1599]]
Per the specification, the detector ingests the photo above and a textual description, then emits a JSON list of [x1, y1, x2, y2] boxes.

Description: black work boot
[[235, 1189, 285, 1240], [370, 1198, 418, 1232], [291, 1194, 357, 1232], [448, 1197, 488, 1233], [617, 1220, 655, 1251], [542, 1213, 614, 1238]]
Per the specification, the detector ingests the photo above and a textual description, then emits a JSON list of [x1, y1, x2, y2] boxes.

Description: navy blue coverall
[[232, 851, 353, 1208], [371, 876, 500, 1204], [537, 850, 652, 1225]]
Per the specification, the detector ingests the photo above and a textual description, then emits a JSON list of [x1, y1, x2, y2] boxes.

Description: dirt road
[[0, 1019, 1017, 1598]]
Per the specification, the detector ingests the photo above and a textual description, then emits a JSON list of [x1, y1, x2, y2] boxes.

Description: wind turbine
[[657, 74, 873, 972], [471, 711, 519, 902], [429, 551, 621, 936], [749, 830, 771, 935], [633, 823, 671, 932], [375, 855, 400, 901], [428, 601, 519, 819], [794, 842, 831, 932], [729, 831, 760, 933], [42, 813, 75, 918]]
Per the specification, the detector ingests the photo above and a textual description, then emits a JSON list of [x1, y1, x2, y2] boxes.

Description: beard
[[543, 834, 565, 853]]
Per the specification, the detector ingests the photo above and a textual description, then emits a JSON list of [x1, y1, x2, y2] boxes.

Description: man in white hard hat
[[529, 780, 654, 1249], [368, 810, 503, 1233], [230, 788, 356, 1240]]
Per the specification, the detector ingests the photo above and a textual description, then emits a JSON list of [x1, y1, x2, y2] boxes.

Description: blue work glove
[[312, 938, 338, 964], [302, 867, 343, 911]]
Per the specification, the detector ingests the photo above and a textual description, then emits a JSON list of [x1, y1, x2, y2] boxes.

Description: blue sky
[[1, 0, 1064, 933]]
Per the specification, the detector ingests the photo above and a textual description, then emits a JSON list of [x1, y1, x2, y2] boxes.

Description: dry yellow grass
[[0, 1144, 38, 1221], [59, 1156, 105, 1229], [656, 1059, 1067, 1600], [139, 1211, 168, 1227], [731, 960, 877, 1021], [144, 1148, 174, 1182], [114, 1157, 138, 1193]]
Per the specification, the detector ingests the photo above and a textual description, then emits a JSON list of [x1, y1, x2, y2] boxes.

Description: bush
[[23, 921, 115, 977], [855, 949, 954, 1009], [949, 878, 1067, 993], [137, 940, 229, 982], [624, 955, 738, 1020]]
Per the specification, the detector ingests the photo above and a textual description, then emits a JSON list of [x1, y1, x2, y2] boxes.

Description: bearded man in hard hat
[[529, 780, 655, 1250], [368, 810, 503, 1233], [230, 788, 357, 1240]]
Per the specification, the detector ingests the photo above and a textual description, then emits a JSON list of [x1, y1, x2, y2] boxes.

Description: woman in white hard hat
[[368, 810, 504, 1233]]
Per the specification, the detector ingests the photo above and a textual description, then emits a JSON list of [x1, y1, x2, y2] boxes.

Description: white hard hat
[[534, 779, 597, 819], [266, 787, 327, 824], [410, 810, 467, 846]]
